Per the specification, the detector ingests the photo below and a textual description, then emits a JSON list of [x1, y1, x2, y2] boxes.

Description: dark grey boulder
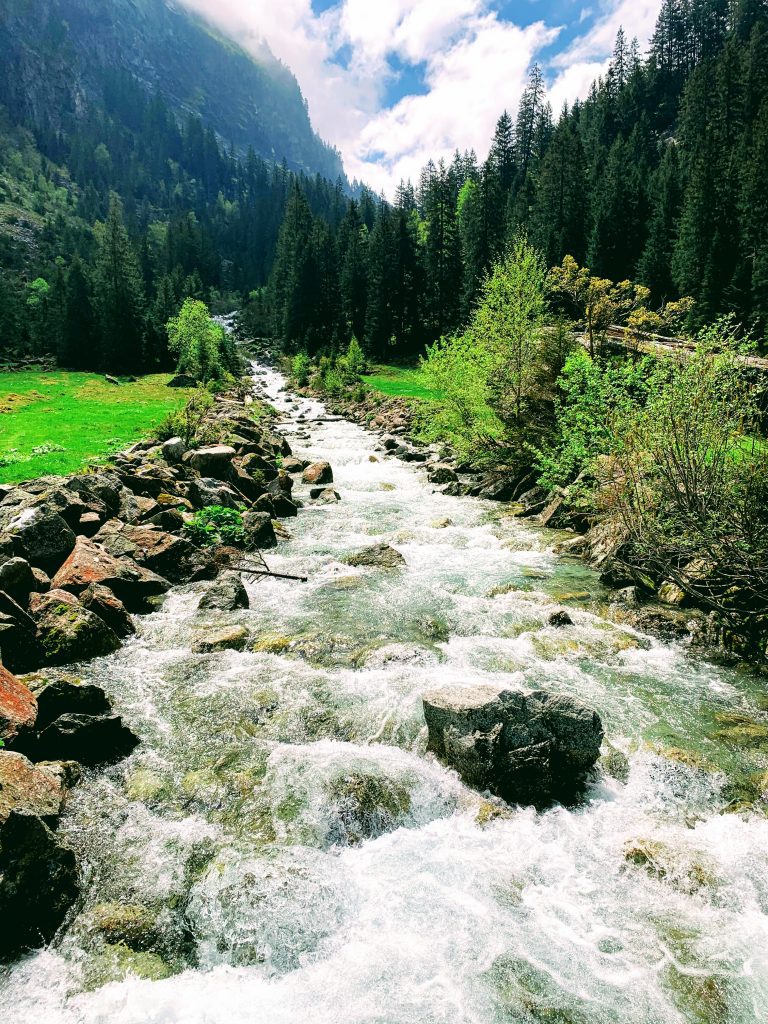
[[427, 465, 458, 485], [242, 511, 277, 550], [8, 509, 76, 575], [167, 373, 196, 388], [33, 713, 139, 766], [198, 571, 249, 612], [0, 556, 36, 604], [31, 678, 112, 731], [188, 478, 241, 510], [423, 684, 603, 807], [548, 610, 574, 628], [0, 811, 79, 963]]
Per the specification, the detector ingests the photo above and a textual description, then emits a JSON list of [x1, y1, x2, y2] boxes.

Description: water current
[[3, 362, 768, 1023]]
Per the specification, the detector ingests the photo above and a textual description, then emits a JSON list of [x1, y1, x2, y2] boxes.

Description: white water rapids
[[3, 362, 768, 1023]]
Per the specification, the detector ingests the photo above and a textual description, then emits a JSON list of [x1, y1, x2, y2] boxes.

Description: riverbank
[[279, 368, 729, 661]]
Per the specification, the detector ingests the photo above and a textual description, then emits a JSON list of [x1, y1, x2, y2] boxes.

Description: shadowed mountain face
[[0, 0, 343, 180]]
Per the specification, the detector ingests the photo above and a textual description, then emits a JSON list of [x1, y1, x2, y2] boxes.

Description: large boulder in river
[[198, 571, 249, 612], [51, 537, 170, 611], [345, 543, 406, 569], [0, 811, 79, 962], [242, 511, 277, 550], [302, 461, 333, 485], [32, 713, 139, 766], [30, 589, 122, 666], [7, 508, 76, 574], [0, 751, 80, 962], [0, 666, 37, 744], [422, 684, 603, 807]]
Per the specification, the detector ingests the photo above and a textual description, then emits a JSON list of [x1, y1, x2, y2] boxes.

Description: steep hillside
[[0, 0, 343, 180]]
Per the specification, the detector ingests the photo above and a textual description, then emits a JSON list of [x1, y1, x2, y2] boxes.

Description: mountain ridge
[[0, 0, 344, 180]]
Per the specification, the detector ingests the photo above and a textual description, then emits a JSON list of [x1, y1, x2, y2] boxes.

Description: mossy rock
[[601, 743, 630, 783], [486, 954, 593, 1023], [710, 710, 768, 750], [623, 838, 715, 892], [720, 769, 768, 814], [192, 625, 249, 653], [85, 903, 162, 952], [325, 771, 412, 845], [83, 941, 177, 989], [475, 799, 512, 828], [378, 483, 396, 491], [651, 744, 716, 772], [125, 768, 170, 803], [663, 966, 730, 1024], [250, 633, 293, 654]]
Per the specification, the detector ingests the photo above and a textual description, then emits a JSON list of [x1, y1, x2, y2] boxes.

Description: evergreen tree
[[92, 194, 146, 373]]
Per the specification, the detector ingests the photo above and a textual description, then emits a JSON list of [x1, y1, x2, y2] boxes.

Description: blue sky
[[181, 0, 662, 193]]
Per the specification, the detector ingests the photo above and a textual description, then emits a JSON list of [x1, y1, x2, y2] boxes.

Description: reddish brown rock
[[0, 751, 67, 826], [51, 537, 169, 611], [0, 665, 37, 744], [80, 584, 135, 638], [302, 461, 333, 485], [94, 522, 193, 582]]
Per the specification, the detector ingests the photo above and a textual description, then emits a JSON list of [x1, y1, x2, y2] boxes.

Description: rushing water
[[3, 363, 768, 1023]]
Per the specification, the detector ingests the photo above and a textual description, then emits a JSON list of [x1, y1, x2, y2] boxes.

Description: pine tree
[[61, 257, 98, 370], [92, 194, 146, 373]]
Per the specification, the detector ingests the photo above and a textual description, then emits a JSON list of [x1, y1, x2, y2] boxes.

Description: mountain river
[[2, 361, 768, 1023]]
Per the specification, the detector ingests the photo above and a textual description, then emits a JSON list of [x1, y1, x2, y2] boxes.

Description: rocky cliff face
[[0, 0, 343, 180]]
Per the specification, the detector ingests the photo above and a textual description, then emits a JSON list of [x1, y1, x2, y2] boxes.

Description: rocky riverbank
[[0, 377, 311, 962], [299, 382, 726, 656]]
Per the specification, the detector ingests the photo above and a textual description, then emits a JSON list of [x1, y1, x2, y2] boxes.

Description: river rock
[[0, 751, 68, 826], [7, 508, 76, 575], [0, 556, 36, 604], [0, 591, 40, 673], [51, 537, 170, 612], [95, 522, 194, 583], [427, 465, 458, 485], [242, 511, 277, 550], [345, 543, 406, 569], [0, 811, 79, 962], [31, 589, 122, 666], [302, 461, 333, 485], [32, 713, 139, 765], [548, 610, 574, 627], [161, 437, 186, 464], [192, 625, 249, 653], [30, 676, 111, 730], [0, 665, 37, 743], [310, 487, 341, 504], [187, 445, 237, 479], [64, 473, 123, 517], [282, 457, 310, 473], [80, 583, 135, 638], [198, 571, 249, 612], [422, 684, 603, 806], [188, 478, 241, 510]]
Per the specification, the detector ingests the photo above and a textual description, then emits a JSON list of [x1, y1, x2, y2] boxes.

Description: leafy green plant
[[183, 505, 246, 547], [155, 388, 214, 446], [292, 351, 312, 387]]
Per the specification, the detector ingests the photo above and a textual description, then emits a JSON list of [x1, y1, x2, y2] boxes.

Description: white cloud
[[177, 0, 661, 196]]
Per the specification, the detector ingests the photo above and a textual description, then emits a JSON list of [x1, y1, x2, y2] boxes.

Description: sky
[[178, 0, 662, 195]]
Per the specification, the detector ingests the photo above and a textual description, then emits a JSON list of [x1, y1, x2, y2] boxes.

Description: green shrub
[[292, 352, 312, 387], [183, 505, 245, 547]]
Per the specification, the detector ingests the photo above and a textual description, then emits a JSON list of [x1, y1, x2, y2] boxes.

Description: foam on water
[[3, 361, 768, 1023]]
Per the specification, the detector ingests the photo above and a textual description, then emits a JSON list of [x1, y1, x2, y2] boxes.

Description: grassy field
[[0, 371, 192, 484], [365, 364, 442, 400]]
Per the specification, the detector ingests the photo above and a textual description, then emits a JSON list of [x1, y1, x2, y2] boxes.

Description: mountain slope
[[0, 0, 343, 180]]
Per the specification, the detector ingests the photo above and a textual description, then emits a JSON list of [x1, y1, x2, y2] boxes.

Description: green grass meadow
[[0, 371, 192, 483], [365, 364, 442, 400]]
